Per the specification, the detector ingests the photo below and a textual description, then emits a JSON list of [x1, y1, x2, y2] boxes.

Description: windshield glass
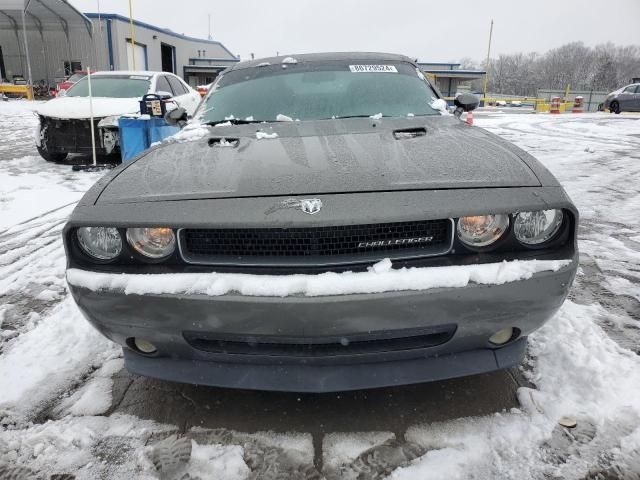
[[197, 61, 440, 122], [66, 75, 151, 98], [68, 73, 86, 82]]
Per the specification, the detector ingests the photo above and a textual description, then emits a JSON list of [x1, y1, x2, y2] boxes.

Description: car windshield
[[197, 60, 441, 122], [66, 75, 151, 98], [68, 73, 86, 82]]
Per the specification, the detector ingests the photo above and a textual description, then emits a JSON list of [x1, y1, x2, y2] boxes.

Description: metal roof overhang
[[0, 0, 92, 33], [0, 0, 93, 85], [425, 70, 486, 80]]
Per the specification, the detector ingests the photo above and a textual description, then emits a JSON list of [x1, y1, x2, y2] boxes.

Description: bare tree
[[479, 42, 640, 95]]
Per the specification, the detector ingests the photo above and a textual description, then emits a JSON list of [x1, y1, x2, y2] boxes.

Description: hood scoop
[[393, 127, 427, 140], [208, 137, 239, 148]]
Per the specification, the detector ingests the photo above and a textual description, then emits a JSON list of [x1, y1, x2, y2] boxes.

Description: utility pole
[[128, 0, 136, 69], [483, 19, 493, 103]]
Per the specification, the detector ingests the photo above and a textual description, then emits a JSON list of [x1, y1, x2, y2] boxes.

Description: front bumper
[[68, 256, 577, 392]]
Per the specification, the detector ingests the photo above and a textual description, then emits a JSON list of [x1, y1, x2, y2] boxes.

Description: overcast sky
[[73, 0, 640, 62]]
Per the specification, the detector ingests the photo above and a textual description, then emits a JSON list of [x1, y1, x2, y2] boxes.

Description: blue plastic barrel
[[148, 117, 180, 146], [118, 117, 180, 162], [118, 117, 148, 162]]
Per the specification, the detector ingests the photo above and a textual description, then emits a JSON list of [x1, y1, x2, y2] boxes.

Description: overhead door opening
[[126, 41, 147, 70], [161, 43, 175, 73]]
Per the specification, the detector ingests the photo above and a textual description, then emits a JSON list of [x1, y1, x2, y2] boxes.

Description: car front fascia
[[67, 253, 577, 392], [63, 179, 578, 392]]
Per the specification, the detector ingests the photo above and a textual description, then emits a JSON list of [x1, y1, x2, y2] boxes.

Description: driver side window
[[156, 75, 172, 95]]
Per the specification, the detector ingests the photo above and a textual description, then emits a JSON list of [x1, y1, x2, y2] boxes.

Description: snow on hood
[[36, 97, 141, 119]]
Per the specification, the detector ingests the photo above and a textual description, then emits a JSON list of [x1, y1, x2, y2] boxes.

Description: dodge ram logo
[[265, 198, 323, 215], [300, 199, 322, 214]]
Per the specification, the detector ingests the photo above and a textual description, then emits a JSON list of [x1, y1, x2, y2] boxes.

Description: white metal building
[[0, 0, 238, 87]]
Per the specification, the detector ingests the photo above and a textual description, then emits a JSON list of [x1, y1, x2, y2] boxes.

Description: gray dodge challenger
[[64, 52, 578, 392]]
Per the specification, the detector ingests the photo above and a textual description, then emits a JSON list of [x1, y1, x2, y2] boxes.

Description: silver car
[[64, 52, 578, 392], [604, 83, 640, 114]]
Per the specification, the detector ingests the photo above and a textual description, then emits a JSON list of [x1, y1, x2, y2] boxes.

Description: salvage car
[[603, 83, 640, 114], [35, 71, 201, 162], [55, 71, 87, 96], [64, 52, 578, 392]]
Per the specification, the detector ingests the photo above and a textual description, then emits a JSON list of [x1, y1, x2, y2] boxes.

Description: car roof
[[228, 52, 416, 72], [89, 70, 159, 77]]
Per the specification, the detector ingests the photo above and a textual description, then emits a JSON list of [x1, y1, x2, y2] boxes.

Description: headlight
[[77, 227, 122, 260], [457, 214, 509, 247], [126, 227, 176, 259], [514, 209, 563, 245]]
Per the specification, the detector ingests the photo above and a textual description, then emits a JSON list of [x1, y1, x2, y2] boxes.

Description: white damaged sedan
[[34, 71, 201, 162]]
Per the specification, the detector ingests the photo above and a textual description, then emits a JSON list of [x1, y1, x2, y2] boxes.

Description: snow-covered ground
[[1, 100, 639, 479]]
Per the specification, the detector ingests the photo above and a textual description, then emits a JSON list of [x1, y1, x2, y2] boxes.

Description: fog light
[[489, 327, 514, 345], [133, 338, 157, 354]]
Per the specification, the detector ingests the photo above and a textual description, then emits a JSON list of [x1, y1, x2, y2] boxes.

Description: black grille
[[179, 219, 451, 265], [183, 325, 457, 358]]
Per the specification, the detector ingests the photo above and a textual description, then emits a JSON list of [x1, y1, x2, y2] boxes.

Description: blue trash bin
[[119, 117, 148, 162], [148, 117, 180, 146], [118, 117, 180, 162]]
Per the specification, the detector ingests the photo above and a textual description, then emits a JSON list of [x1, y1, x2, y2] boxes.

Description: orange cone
[[466, 111, 474, 125]]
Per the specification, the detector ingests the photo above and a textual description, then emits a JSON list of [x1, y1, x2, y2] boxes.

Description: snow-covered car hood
[[36, 97, 140, 119], [96, 116, 548, 204]]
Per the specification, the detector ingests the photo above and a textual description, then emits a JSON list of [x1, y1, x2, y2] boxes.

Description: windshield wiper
[[326, 114, 390, 120], [205, 118, 267, 126]]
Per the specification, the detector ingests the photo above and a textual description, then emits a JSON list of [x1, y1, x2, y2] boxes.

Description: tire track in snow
[[479, 114, 640, 352], [0, 205, 74, 347]]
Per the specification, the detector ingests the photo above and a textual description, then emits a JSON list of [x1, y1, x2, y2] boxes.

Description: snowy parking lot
[[1, 101, 639, 479]]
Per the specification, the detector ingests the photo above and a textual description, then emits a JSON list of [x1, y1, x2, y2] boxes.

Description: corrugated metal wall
[[0, 19, 109, 84], [0, 15, 236, 85]]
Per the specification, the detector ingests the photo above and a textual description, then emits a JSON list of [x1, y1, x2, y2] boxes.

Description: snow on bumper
[[66, 258, 572, 298], [66, 258, 576, 391]]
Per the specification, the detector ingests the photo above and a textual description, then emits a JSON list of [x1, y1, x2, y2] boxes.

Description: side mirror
[[156, 91, 173, 100], [164, 106, 188, 127], [453, 93, 479, 117]]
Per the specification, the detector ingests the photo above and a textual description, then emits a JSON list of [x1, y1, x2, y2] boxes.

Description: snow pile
[[168, 122, 209, 143], [186, 442, 249, 479], [323, 432, 396, 471], [392, 300, 640, 479], [0, 155, 100, 230], [66, 259, 571, 298], [53, 357, 123, 417], [430, 98, 449, 115], [35, 97, 140, 120], [0, 298, 117, 424], [276, 113, 293, 122], [214, 138, 237, 148], [255, 131, 278, 140], [0, 414, 176, 478]]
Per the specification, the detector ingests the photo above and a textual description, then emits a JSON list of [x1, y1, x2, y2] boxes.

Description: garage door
[[126, 42, 147, 70]]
